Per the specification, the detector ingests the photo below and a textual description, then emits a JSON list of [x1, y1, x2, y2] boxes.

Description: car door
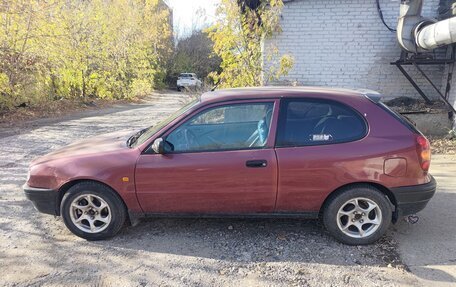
[[274, 98, 369, 212], [135, 99, 279, 214]]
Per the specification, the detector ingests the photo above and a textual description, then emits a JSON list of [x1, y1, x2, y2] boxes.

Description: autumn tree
[[0, 0, 173, 111], [207, 0, 293, 88], [168, 31, 221, 86]]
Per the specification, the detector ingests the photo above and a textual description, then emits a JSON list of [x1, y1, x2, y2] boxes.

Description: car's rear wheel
[[61, 182, 126, 241], [323, 185, 392, 245]]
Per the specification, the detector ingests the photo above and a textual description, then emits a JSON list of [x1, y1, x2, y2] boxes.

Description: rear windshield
[[378, 102, 421, 134]]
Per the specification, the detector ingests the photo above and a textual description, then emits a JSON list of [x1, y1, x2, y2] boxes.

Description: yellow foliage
[[0, 0, 173, 110], [207, 0, 293, 88]]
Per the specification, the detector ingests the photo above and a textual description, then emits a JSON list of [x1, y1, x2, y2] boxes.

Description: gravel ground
[[0, 91, 420, 286]]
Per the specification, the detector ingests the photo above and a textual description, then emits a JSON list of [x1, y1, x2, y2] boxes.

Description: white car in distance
[[177, 73, 202, 91]]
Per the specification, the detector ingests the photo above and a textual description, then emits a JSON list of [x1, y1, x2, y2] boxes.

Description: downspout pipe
[[397, 0, 456, 52]]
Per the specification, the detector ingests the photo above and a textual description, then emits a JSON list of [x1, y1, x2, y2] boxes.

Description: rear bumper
[[23, 184, 59, 216], [390, 175, 436, 217]]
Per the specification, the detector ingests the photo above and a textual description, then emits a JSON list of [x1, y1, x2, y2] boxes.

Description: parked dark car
[[24, 87, 436, 244]]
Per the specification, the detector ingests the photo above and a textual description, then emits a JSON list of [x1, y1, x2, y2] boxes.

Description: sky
[[166, 0, 220, 39]]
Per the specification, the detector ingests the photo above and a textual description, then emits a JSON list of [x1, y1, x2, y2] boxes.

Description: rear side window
[[276, 99, 368, 147], [378, 102, 420, 134]]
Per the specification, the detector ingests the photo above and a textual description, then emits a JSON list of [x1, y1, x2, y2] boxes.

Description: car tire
[[177, 86, 181, 92], [323, 185, 392, 245], [61, 182, 127, 241]]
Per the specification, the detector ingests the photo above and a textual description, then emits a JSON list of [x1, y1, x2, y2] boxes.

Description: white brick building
[[263, 0, 449, 102]]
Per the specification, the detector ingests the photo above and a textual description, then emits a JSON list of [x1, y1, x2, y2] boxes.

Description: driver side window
[[166, 102, 274, 152]]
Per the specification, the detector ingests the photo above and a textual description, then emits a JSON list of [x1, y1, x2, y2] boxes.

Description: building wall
[[263, 0, 444, 100]]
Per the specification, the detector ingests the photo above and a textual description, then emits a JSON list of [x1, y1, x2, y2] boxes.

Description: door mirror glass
[[151, 138, 173, 154]]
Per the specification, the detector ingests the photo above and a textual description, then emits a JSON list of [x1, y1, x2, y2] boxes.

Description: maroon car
[[24, 87, 436, 244]]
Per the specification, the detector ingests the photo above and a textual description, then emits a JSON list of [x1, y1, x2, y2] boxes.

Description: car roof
[[200, 86, 381, 104]]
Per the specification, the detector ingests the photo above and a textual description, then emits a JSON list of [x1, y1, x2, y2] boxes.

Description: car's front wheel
[[61, 182, 126, 241], [323, 185, 392, 245]]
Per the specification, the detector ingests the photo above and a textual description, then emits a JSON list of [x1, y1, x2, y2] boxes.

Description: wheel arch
[[319, 182, 398, 220], [57, 179, 129, 221]]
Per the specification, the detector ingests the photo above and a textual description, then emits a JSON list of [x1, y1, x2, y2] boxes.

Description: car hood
[[31, 130, 134, 166]]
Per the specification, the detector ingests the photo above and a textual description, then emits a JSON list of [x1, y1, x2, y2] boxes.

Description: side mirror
[[151, 138, 172, 154]]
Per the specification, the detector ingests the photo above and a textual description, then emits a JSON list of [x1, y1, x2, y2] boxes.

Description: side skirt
[[128, 211, 320, 223]]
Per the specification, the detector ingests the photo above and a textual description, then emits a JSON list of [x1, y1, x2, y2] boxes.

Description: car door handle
[[246, 160, 268, 168]]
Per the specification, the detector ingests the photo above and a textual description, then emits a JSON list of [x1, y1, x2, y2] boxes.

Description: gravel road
[[0, 91, 422, 286]]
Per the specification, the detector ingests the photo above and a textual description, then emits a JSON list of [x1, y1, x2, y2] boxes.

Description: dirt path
[[0, 91, 422, 286]]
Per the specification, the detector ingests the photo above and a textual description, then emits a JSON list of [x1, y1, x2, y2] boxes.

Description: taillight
[[416, 135, 431, 172]]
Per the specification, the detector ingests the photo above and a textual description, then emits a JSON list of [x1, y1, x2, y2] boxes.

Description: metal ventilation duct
[[397, 0, 456, 52], [417, 17, 456, 50]]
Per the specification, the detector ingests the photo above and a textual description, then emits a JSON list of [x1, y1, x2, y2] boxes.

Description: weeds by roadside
[[430, 136, 456, 155], [429, 128, 456, 154], [0, 96, 146, 129]]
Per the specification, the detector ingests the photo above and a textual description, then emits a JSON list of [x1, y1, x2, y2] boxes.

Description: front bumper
[[23, 184, 59, 216], [391, 175, 437, 217]]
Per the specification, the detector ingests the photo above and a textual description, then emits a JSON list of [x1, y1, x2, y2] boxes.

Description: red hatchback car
[[24, 87, 436, 245]]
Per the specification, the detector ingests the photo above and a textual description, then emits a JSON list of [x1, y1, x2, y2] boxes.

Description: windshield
[[131, 98, 200, 147], [179, 73, 196, 78]]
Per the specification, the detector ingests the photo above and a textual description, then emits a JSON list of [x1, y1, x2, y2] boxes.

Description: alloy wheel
[[69, 194, 112, 233], [336, 197, 382, 238]]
